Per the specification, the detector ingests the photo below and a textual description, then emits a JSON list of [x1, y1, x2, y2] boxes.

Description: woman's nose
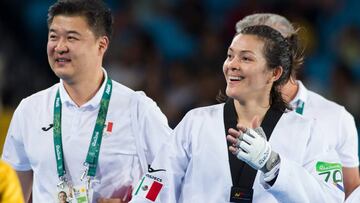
[[227, 61, 240, 72], [225, 58, 240, 71]]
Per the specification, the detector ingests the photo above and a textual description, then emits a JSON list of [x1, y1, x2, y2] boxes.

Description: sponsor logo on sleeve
[[316, 161, 343, 191]]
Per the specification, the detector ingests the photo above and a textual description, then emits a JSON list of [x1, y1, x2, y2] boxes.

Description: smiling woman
[[224, 34, 271, 101], [130, 24, 345, 203], [224, 34, 279, 118], [224, 25, 292, 121]]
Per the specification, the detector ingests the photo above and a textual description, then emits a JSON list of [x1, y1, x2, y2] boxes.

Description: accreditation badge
[[72, 184, 93, 203], [56, 184, 74, 203]]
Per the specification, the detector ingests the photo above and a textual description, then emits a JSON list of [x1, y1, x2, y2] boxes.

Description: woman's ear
[[272, 66, 283, 82]]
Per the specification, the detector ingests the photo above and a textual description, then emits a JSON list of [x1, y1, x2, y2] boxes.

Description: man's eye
[[68, 36, 78, 41]]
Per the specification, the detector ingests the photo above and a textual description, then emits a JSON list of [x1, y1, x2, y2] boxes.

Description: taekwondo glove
[[235, 127, 280, 173]]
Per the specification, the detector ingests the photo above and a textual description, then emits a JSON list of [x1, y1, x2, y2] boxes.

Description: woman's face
[[223, 34, 276, 103]]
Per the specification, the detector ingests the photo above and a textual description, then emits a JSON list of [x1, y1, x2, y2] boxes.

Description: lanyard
[[53, 78, 112, 181]]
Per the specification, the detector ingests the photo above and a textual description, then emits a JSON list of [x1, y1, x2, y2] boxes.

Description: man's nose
[[54, 39, 68, 54]]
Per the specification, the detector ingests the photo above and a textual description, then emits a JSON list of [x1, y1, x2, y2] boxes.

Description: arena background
[[0, 0, 360, 157]]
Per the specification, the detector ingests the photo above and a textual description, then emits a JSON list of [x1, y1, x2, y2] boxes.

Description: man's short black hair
[[47, 0, 113, 40]]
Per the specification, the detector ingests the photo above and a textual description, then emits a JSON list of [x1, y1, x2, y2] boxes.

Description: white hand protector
[[235, 127, 272, 170]]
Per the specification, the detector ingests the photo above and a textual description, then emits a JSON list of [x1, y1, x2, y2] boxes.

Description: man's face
[[47, 15, 106, 83]]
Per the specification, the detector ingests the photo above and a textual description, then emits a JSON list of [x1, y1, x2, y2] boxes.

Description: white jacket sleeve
[[262, 121, 345, 202], [336, 108, 359, 167], [130, 91, 172, 173], [2, 100, 32, 171], [131, 110, 192, 203]]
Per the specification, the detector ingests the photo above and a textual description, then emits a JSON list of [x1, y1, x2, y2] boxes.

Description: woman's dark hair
[[235, 13, 304, 79], [242, 25, 293, 111], [47, 0, 113, 40]]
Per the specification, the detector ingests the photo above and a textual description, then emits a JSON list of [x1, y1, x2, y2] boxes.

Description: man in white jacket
[[1, 1, 171, 202]]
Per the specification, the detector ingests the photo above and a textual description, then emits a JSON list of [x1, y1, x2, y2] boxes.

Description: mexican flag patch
[[134, 175, 163, 201]]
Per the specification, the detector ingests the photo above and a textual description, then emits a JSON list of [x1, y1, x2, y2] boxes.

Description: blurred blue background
[[0, 0, 360, 153]]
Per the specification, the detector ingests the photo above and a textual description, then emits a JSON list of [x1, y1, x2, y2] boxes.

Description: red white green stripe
[[134, 176, 163, 201]]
